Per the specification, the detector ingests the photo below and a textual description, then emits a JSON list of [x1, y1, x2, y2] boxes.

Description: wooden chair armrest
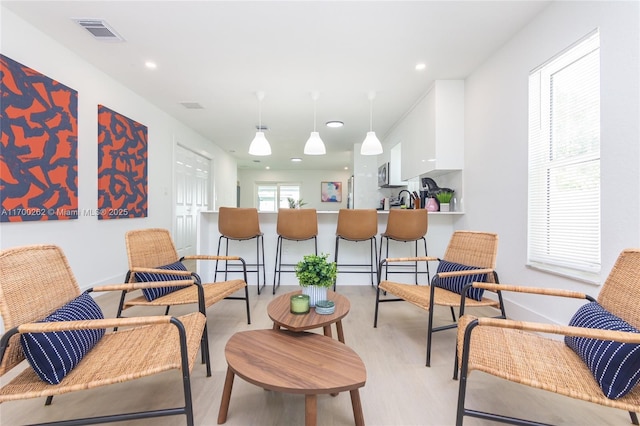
[[94, 279, 195, 293], [470, 282, 590, 300], [182, 254, 243, 262], [17, 315, 175, 333], [474, 317, 640, 344], [437, 268, 494, 279], [382, 256, 438, 264], [130, 267, 193, 277]]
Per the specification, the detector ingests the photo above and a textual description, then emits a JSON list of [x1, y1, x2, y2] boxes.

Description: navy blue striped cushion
[[20, 292, 105, 384], [434, 260, 487, 301], [565, 302, 640, 399], [136, 261, 189, 301]]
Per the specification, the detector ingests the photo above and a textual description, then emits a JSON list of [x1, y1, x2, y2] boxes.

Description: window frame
[[527, 30, 601, 284]]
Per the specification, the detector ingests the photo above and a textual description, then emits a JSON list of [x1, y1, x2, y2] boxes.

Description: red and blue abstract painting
[[0, 54, 78, 222], [97, 105, 147, 220]]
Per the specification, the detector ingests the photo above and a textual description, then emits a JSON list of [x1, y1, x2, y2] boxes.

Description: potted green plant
[[287, 198, 307, 209], [295, 253, 337, 307], [435, 190, 454, 212]]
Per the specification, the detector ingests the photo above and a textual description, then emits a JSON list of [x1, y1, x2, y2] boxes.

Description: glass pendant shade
[[248, 131, 271, 156], [361, 131, 383, 155], [304, 131, 326, 155]]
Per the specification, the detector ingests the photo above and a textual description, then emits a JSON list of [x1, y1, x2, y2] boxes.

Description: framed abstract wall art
[[0, 54, 78, 222], [321, 181, 342, 203], [97, 105, 148, 220]]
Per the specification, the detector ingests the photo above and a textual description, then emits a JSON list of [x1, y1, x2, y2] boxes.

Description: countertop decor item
[[426, 197, 439, 212], [295, 253, 337, 307], [290, 294, 310, 314], [435, 190, 454, 212]]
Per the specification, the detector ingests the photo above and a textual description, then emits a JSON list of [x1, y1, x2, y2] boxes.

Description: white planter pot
[[302, 285, 328, 307], [439, 203, 450, 212]]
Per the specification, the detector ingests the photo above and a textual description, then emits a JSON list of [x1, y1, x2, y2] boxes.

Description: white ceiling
[[3, 1, 550, 171]]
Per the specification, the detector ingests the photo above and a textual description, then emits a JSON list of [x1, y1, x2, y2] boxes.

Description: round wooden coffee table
[[267, 290, 350, 343], [217, 329, 366, 426]]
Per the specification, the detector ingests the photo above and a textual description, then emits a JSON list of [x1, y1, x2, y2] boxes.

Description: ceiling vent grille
[[72, 18, 124, 42], [179, 102, 205, 110]]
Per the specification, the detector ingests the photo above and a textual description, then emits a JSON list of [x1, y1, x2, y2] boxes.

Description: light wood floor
[[1, 285, 633, 425]]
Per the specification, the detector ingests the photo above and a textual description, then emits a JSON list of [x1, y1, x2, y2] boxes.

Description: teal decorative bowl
[[315, 300, 335, 315]]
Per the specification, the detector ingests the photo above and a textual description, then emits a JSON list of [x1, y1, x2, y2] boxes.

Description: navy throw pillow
[[135, 261, 189, 301], [565, 302, 640, 399], [20, 292, 105, 385], [434, 260, 488, 301]]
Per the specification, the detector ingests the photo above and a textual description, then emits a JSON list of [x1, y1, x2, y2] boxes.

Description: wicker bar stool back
[[379, 208, 430, 284], [334, 209, 379, 289], [216, 207, 266, 294], [0, 244, 207, 426], [273, 208, 318, 294], [375, 230, 504, 367]]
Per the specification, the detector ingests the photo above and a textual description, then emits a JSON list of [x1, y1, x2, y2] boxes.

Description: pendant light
[[361, 91, 383, 155], [248, 91, 271, 156], [304, 91, 326, 155]]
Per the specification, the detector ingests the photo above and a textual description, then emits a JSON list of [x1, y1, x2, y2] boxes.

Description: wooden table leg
[[305, 394, 317, 426], [350, 389, 365, 426], [336, 320, 345, 343], [217, 367, 235, 424], [272, 322, 280, 330], [322, 324, 333, 339]]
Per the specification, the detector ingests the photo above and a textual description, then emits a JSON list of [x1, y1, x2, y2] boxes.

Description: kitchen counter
[[198, 210, 457, 287]]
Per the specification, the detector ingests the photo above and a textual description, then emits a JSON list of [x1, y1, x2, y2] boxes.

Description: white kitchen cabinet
[[397, 80, 465, 180]]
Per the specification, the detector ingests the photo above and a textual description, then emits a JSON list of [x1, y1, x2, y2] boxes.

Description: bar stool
[[216, 207, 266, 294], [273, 208, 318, 294], [333, 209, 378, 290], [379, 209, 429, 283]]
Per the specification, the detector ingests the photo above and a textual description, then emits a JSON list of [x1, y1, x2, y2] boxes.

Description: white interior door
[[175, 145, 210, 258]]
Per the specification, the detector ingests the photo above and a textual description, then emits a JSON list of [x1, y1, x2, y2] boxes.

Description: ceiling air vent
[[72, 18, 125, 42], [179, 102, 205, 110]]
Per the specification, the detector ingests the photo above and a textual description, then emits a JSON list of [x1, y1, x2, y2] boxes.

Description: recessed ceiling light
[[344, 166, 349, 170], [265, 166, 270, 170], [145, 61, 157, 69], [415, 63, 426, 71], [290, 158, 302, 162], [326, 121, 344, 128]]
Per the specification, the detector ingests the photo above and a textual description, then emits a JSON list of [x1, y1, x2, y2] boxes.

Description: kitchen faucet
[[397, 189, 414, 209]]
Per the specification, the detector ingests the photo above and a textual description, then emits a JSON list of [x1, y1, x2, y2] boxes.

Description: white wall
[[237, 168, 351, 211], [462, 1, 640, 324], [0, 9, 238, 293]]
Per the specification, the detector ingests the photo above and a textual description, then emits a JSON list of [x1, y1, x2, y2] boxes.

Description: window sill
[[526, 262, 601, 286]]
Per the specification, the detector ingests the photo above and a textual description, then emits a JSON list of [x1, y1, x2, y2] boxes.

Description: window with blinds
[[527, 30, 601, 282]]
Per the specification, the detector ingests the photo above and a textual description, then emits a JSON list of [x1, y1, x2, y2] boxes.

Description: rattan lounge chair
[[0, 244, 207, 426], [456, 248, 640, 425], [374, 230, 505, 367], [121, 228, 251, 324]]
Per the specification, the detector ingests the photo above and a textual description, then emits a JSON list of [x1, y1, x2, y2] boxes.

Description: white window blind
[[527, 30, 601, 280]]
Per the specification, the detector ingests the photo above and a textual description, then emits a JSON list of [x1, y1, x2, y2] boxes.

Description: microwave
[[378, 162, 390, 187]]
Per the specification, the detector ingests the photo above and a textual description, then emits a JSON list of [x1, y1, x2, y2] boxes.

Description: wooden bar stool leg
[[350, 389, 365, 426], [305, 394, 318, 426], [217, 367, 235, 424]]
